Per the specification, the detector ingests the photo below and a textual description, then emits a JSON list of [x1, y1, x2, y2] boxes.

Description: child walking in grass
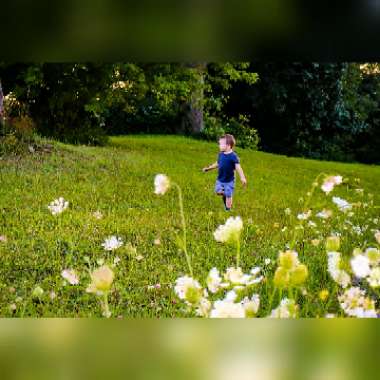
[[203, 134, 247, 211]]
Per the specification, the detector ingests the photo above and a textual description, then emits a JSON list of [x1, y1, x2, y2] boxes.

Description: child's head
[[218, 134, 236, 151]]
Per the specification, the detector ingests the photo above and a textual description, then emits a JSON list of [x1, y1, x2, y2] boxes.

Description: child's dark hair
[[220, 134, 236, 148]]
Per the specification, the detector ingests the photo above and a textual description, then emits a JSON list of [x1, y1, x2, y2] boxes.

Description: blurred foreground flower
[[269, 298, 298, 318], [154, 174, 171, 195], [214, 216, 243, 243], [61, 269, 79, 285], [321, 175, 342, 194], [86, 265, 114, 318]]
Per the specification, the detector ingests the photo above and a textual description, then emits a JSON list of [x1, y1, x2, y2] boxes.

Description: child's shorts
[[215, 179, 235, 197]]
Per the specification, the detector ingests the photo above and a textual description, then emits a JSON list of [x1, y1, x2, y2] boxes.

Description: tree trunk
[[179, 62, 206, 134]]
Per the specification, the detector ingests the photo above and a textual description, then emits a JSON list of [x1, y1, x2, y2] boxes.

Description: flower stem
[[174, 183, 193, 277], [236, 238, 241, 267], [102, 292, 111, 318]]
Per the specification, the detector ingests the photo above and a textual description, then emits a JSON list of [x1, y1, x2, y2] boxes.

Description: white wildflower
[[207, 267, 222, 294], [224, 267, 250, 285], [92, 211, 103, 220], [174, 276, 202, 304], [321, 175, 343, 194], [368, 267, 380, 288], [213, 216, 243, 243], [101, 236, 123, 251], [61, 269, 79, 285], [196, 298, 212, 317], [316, 209, 332, 219], [269, 298, 298, 318], [48, 197, 69, 215], [297, 210, 312, 220], [351, 255, 370, 278], [332, 197, 352, 212], [242, 294, 260, 317], [210, 300, 245, 318], [327, 251, 351, 288], [224, 290, 238, 302], [338, 287, 377, 318], [154, 174, 171, 195]]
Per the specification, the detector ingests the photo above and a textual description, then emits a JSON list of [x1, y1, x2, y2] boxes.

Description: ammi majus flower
[[48, 197, 69, 215]]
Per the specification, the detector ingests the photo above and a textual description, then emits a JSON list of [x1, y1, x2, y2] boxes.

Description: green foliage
[[1, 63, 113, 146], [225, 114, 259, 150]]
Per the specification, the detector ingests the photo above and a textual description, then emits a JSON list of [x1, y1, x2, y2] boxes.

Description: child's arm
[[202, 162, 218, 172], [235, 164, 247, 187]]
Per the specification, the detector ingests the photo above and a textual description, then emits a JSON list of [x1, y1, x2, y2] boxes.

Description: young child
[[203, 134, 247, 211]]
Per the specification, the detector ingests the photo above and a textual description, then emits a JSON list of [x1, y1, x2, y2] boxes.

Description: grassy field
[[0, 135, 379, 317]]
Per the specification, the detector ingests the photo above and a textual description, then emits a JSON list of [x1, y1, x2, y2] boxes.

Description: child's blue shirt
[[217, 151, 240, 183]]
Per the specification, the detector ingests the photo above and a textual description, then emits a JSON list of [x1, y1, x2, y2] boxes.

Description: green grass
[[0, 135, 379, 317]]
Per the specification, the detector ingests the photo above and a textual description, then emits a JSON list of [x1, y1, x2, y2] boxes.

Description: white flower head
[[338, 287, 377, 318], [101, 236, 123, 251], [269, 298, 298, 318], [86, 265, 114, 295], [350, 254, 370, 278], [61, 269, 79, 285], [316, 209, 333, 219], [242, 294, 260, 317], [196, 298, 212, 317], [297, 210, 312, 220], [321, 175, 343, 194], [368, 267, 380, 288], [48, 197, 69, 215], [224, 267, 250, 286], [174, 276, 202, 305], [210, 299, 245, 318], [327, 251, 351, 288], [213, 216, 243, 243], [154, 174, 171, 195], [207, 267, 222, 294], [332, 197, 352, 212]]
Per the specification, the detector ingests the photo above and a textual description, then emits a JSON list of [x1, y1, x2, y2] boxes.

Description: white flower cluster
[[154, 174, 171, 195], [327, 251, 351, 288], [321, 175, 343, 194], [213, 216, 243, 243], [350, 247, 380, 287], [269, 298, 298, 318], [316, 209, 333, 219], [297, 210, 312, 220], [174, 266, 263, 318], [61, 269, 79, 285], [332, 197, 352, 212], [48, 197, 69, 215], [338, 287, 377, 318], [101, 236, 124, 251]]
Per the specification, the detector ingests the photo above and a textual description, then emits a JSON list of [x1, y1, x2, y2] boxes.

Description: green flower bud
[[326, 236, 340, 252], [274, 267, 290, 288], [290, 264, 308, 286]]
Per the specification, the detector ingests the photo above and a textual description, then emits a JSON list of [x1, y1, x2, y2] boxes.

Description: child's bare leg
[[226, 196, 232, 209]]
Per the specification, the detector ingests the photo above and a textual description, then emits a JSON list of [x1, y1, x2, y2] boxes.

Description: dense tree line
[[1, 62, 379, 163]]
